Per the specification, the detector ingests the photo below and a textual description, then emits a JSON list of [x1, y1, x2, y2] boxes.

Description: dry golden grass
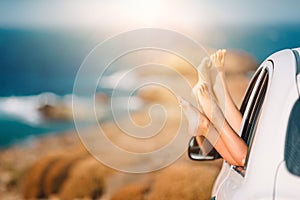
[[147, 160, 222, 200], [21, 153, 65, 199], [21, 145, 88, 199], [58, 157, 114, 200], [43, 151, 88, 196], [111, 182, 150, 200]]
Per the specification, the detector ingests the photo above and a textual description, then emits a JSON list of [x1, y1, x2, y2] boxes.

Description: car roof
[[264, 48, 300, 98]]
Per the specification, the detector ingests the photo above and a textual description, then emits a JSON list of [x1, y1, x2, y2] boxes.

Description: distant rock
[[222, 50, 258, 74], [38, 104, 73, 121], [138, 49, 256, 106]]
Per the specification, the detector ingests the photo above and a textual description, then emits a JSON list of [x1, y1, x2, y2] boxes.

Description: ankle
[[198, 115, 211, 137]]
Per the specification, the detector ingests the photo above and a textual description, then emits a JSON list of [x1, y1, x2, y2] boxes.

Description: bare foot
[[193, 57, 216, 108], [197, 83, 226, 131], [211, 49, 226, 71], [209, 49, 227, 111], [178, 96, 210, 137], [193, 50, 226, 105], [198, 57, 212, 83], [199, 57, 215, 93]]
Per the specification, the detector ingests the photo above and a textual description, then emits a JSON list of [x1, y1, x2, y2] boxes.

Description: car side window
[[240, 69, 262, 116], [285, 98, 300, 176], [243, 69, 268, 146], [240, 67, 268, 145], [234, 67, 269, 175]]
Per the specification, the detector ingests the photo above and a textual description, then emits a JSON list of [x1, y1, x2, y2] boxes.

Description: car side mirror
[[188, 136, 222, 161]]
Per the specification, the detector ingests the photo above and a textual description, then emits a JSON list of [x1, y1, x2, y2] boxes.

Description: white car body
[[212, 48, 300, 200]]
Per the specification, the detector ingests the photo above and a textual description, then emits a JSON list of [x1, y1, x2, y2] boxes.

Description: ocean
[[1, 24, 300, 147]]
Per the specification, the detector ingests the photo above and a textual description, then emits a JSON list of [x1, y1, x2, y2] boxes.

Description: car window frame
[[244, 69, 269, 163], [239, 68, 263, 116], [233, 63, 271, 176]]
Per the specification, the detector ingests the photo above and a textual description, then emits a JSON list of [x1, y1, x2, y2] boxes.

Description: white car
[[188, 48, 300, 200]]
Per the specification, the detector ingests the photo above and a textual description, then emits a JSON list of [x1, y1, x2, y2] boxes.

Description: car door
[[274, 50, 300, 199], [274, 95, 300, 200], [215, 62, 271, 199]]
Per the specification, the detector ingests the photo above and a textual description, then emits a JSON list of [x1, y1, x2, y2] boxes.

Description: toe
[[210, 54, 215, 62], [202, 83, 208, 92], [197, 90, 202, 104], [217, 52, 222, 63], [216, 49, 221, 58], [199, 84, 204, 94], [221, 49, 226, 61]]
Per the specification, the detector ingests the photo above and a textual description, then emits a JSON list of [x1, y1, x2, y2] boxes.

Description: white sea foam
[[0, 95, 44, 125], [99, 70, 138, 90], [0, 93, 70, 125], [0, 92, 144, 126]]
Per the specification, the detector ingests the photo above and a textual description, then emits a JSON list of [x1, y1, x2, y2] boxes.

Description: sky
[[0, 0, 300, 31]]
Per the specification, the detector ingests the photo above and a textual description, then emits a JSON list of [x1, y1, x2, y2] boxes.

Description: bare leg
[[205, 127, 240, 166], [194, 50, 242, 133], [210, 49, 242, 133], [193, 57, 214, 96], [198, 83, 247, 166], [179, 96, 212, 156], [178, 96, 209, 137], [193, 57, 215, 113], [179, 96, 240, 165]]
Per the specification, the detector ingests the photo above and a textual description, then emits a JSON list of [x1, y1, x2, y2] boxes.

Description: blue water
[[203, 24, 300, 62], [0, 118, 75, 147], [1, 24, 300, 147], [0, 29, 98, 96], [1, 24, 300, 96]]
